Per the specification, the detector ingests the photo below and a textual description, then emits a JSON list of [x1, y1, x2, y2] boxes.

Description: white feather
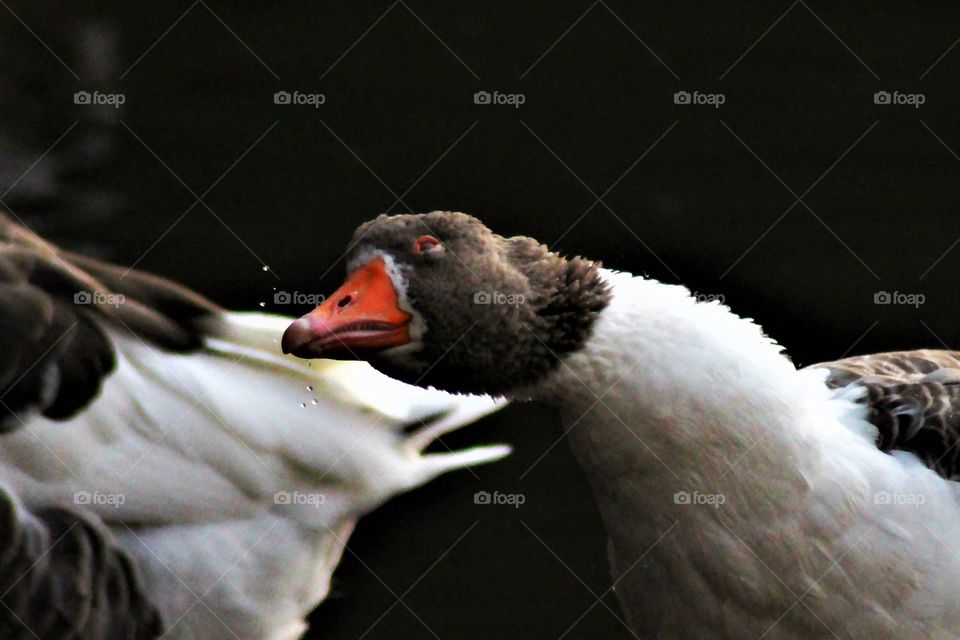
[[0, 312, 508, 639], [526, 270, 960, 639]]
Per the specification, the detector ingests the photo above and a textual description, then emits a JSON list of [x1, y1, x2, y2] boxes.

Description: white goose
[[283, 210, 960, 640], [0, 212, 509, 640]]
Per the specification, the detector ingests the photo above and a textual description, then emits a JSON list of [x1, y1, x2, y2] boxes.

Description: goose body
[[283, 211, 960, 639], [0, 214, 508, 639], [530, 269, 960, 639]]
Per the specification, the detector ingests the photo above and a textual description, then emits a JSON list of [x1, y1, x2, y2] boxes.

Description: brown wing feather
[[812, 350, 960, 480], [0, 212, 221, 431], [0, 491, 164, 638]]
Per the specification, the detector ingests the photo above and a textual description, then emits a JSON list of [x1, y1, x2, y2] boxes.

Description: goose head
[[282, 211, 611, 396]]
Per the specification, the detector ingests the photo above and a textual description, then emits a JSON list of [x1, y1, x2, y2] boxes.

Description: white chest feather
[[529, 270, 960, 639]]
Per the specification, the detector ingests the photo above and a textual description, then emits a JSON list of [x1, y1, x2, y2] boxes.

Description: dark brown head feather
[[348, 212, 611, 396]]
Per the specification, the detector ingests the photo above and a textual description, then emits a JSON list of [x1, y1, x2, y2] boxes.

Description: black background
[[3, 3, 960, 638]]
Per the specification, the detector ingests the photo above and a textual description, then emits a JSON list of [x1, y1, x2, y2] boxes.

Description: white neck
[[516, 270, 935, 638], [525, 269, 862, 493]]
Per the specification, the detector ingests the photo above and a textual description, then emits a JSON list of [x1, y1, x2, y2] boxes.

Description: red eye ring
[[413, 235, 442, 253]]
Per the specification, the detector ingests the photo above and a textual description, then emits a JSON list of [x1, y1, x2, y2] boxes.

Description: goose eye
[[413, 235, 442, 253]]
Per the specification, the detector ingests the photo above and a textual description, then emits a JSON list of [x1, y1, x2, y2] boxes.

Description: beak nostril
[[337, 294, 353, 309]]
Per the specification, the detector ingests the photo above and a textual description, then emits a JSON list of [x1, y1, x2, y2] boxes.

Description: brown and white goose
[[0, 212, 509, 640], [283, 211, 960, 640]]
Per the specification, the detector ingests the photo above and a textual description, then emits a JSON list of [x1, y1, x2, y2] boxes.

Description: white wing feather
[[0, 312, 509, 639]]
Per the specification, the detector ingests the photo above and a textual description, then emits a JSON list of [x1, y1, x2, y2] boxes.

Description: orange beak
[[281, 257, 411, 359]]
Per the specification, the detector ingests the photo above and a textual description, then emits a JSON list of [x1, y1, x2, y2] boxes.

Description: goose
[[282, 210, 960, 640], [0, 211, 509, 640]]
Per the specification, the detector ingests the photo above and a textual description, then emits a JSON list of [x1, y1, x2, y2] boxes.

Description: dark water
[[4, 2, 960, 638]]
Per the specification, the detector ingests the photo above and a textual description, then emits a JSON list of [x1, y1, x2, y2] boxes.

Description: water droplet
[[258, 302, 266, 308], [311, 399, 319, 405], [262, 265, 270, 272], [306, 385, 314, 392], [306, 362, 311, 367], [299, 402, 306, 408]]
